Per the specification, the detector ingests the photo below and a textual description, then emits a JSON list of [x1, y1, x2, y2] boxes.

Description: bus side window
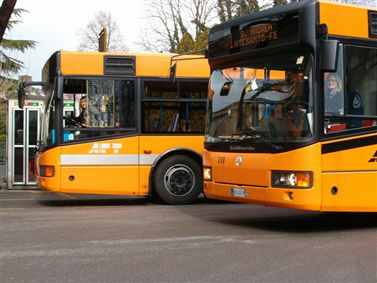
[[344, 45, 377, 129], [142, 80, 207, 134], [323, 45, 346, 134], [325, 45, 377, 134]]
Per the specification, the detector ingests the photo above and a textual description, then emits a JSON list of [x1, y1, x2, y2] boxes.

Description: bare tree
[[0, 0, 17, 42], [77, 11, 128, 52], [140, 0, 217, 53]]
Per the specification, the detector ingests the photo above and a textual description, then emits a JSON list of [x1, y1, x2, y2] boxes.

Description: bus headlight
[[40, 165, 55, 177], [203, 166, 212, 181], [271, 171, 312, 188]]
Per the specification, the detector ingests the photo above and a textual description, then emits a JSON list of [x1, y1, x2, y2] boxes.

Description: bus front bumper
[[204, 181, 321, 211]]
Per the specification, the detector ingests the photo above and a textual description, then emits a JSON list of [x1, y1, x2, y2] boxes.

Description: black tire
[[153, 155, 202, 205]]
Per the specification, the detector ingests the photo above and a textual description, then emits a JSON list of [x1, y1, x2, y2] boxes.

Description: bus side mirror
[[320, 39, 339, 72], [18, 83, 26, 109]]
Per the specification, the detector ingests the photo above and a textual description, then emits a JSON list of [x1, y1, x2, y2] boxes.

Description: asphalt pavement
[[1, 190, 376, 283]]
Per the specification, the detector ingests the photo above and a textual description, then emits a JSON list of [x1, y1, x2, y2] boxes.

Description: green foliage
[[193, 28, 209, 52], [0, 8, 35, 139], [217, 0, 260, 22], [176, 32, 195, 54], [1, 38, 36, 52], [0, 97, 8, 137], [273, 0, 288, 6], [0, 8, 36, 76], [4, 8, 27, 31], [175, 27, 209, 54]]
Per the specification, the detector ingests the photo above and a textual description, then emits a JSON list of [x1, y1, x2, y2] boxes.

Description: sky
[[6, 0, 377, 82], [7, 0, 146, 81]]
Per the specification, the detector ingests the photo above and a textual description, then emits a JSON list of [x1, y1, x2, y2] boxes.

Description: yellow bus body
[[36, 51, 209, 203], [320, 0, 373, 40], [203, 0, 377, 212]]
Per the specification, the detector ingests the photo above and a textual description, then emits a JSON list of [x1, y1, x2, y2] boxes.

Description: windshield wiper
[[236, 126, 283, 151]]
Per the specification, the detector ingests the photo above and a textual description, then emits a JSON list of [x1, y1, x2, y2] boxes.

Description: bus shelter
[[6, 97, 44, 189]]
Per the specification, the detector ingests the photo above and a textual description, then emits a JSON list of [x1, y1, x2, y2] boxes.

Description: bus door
[[10, 101, 41, 186]]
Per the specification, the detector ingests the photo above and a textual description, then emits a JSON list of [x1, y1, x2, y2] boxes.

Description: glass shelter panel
[[27, 109, 39, 183], [14, 110, 24, 145], [14, 148, 23, 183]]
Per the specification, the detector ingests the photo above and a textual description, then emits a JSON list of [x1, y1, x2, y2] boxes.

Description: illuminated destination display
[[208, 13, 300, 59], [231, 23, 278, 49]]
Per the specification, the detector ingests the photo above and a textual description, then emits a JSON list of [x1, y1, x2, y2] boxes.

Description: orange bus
[[19, 51, 209, 204], [203, 0, 377, 212]]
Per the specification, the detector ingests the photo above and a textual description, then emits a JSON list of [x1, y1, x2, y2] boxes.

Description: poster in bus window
[[87, 80, 114, 127]]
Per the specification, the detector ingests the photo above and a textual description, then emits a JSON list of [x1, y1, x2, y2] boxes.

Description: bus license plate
[[230, 188, 247, 198]]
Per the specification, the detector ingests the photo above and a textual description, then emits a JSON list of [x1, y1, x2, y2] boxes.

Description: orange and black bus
[[203, 0, 377, 211], [19, 51, 209, 204]]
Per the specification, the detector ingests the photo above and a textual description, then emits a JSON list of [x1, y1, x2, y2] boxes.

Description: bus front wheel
[[153, 155, 202, 205]]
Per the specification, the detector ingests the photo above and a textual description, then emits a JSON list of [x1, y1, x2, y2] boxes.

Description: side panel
[[138, 135, 204, 195], [321, 135, 377, 212], [59, 137, 140, 195], [40, 136, 204, 196]]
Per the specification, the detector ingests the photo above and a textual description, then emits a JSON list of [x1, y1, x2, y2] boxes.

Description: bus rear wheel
[[153, 155, 202, 205]]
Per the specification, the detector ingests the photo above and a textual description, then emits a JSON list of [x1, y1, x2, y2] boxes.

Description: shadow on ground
[[217, 211, 377, 233], [177, 199, 377, 233], [35, 193, 228, 207], [36, 193, 150, 207]]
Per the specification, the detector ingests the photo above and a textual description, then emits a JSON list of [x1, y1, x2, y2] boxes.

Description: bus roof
[[209, 0, 376, 40], [207, 0, 376, 68], [54, 51, 209, 78]]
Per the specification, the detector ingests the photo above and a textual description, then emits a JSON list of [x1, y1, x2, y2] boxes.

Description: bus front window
[[205, 54, 313, 146]]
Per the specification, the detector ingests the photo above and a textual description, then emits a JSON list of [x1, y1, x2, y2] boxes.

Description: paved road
[[1, 190, 376, 282]]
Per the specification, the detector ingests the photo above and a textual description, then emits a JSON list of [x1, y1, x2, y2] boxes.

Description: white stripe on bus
[[60, 154, 159, 165]]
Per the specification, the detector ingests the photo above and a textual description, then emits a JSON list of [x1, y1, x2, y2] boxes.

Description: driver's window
[[62, 78, 135, 142], [324, 45, 377, 134], [323, 46, 346, 134]]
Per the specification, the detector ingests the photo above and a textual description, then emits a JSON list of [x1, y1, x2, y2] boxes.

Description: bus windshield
[[205, 53, 313, 145]]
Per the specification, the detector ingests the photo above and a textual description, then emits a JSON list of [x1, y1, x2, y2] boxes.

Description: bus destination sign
[[208, 13, 299, 59], [231, 23, 278, 49]]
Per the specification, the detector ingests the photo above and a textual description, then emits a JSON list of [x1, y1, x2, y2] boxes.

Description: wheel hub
[[164, 164, 195, 197]]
